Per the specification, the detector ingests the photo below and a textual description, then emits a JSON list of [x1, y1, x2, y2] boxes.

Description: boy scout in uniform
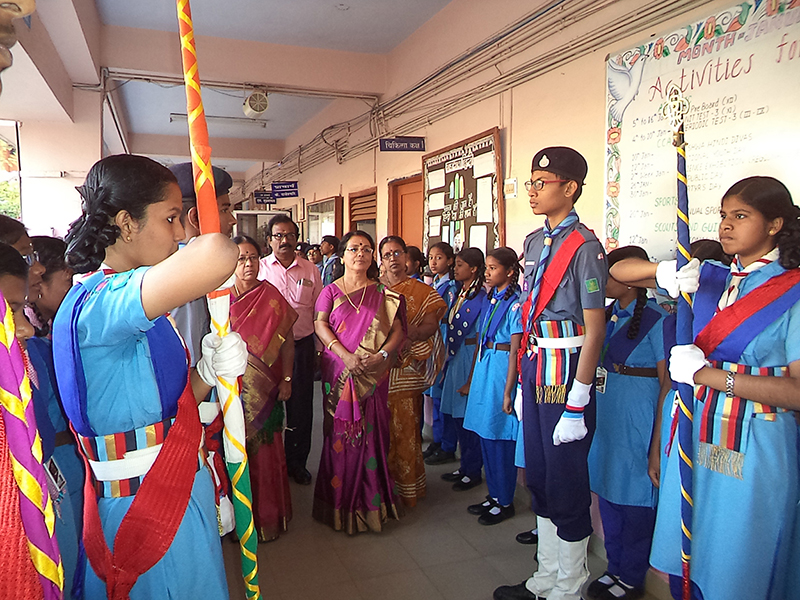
[[494, 147, 607, 600]]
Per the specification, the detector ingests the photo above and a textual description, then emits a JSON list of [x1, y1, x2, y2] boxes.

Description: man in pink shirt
[[258, 215, 322, 485]]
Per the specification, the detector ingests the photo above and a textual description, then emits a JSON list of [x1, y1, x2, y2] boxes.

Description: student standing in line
[[586, 245, 668, 600], [494, 146, 607, 600], [52, 154, 245, 598], [612, 176, 800, 600], [462, 247, 523, 525], [424, 241, 458, 464], [439, 247, 487, 491]]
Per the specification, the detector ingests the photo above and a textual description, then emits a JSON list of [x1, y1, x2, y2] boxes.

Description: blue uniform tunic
[[650, 260, 800, 600], [588, 299, 666, 508], [57, 268, 228, 600], [463, 291, 522, 441]]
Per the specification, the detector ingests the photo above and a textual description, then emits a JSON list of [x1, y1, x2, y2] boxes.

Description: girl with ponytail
[[611, 176, 800, 600], [52, 154, 244, 599], [436, 247, 486, 490], [586, 245, 668, 600], [461, 247, 523, 524]]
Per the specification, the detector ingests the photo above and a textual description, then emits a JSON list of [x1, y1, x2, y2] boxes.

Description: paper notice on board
[[469, 225, 487, 254], [472, 152, 495, 178], [442, 225, 450, 244], [427, 169, 445, 190], [476, 177, 493, 222], [428, 215, 441, 237], [428, 192, 445, 211]]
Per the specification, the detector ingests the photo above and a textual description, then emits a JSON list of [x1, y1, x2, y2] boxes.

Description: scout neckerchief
[[716, 248, 778, 310], [525, 210, 578, 333], [52, 268, 201, 599], [599, 300, 662, 372], [477, 285, 520, 360]]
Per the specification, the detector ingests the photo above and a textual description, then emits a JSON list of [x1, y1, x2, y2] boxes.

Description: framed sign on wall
[[422, 127, 504, 254]]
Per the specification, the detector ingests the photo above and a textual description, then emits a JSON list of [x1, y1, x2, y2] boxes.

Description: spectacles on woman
[[523, 178, 568, 191], [23, 251, 40, 267], [381, 250, 405, 260], [344, 246, 374, 255]]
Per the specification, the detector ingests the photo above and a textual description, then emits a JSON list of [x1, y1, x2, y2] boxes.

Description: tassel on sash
[[695, 360, 788, 479]]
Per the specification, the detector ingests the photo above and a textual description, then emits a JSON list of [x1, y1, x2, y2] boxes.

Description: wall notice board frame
[[422, 127, 504, 255], [603, 1, 800, 261]]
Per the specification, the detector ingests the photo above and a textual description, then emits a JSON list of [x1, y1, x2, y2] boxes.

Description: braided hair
[[456, 247, 485, 300], [65, 155, 179, 274], [429, 241, 455, 280], [486, 246, 521, 300], [606, 245, 650, 340], [722, 176, 800, 269], [406, 245, 426, 278]]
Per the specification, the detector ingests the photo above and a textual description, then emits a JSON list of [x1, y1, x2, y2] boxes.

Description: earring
[[126, 236, 132, 242]]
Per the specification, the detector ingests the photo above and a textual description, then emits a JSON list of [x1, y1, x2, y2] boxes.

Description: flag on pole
[[175, 2, 261, 598], [662, 83, 694, 600]]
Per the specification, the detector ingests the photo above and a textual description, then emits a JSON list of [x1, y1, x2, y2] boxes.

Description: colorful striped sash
[[695, 360, 789, 479], [530, 320, 585, 404], [77, 417, 176, 498]]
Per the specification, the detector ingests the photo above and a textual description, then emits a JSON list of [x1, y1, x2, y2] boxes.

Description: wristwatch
[[378, 350, 389, 361], [283, 376, 292, 382]]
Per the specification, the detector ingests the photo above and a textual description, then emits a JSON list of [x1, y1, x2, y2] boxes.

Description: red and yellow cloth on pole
[[176, 2, 261, 599]]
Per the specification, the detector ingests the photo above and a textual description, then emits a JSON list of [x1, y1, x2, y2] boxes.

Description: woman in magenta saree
[[313, 231, 406, 534], [230, 235, 297, 542]]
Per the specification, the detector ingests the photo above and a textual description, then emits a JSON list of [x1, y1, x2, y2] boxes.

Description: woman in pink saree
[[313, 231, 406, 534], [230, 235, 297, 542]]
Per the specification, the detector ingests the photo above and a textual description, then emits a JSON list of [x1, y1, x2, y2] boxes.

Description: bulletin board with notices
[[422, 127, 504, 255]]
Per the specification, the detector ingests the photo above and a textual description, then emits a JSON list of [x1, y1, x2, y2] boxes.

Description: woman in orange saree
[[380, 236, 446, 506]]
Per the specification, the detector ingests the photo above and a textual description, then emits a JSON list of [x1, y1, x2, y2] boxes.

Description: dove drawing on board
[[607, 54, 648, 123]]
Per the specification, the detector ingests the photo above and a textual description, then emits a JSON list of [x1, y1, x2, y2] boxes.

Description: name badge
[[299, 278, 312, 287], [595, 366, 608, 395], [44, 457, 67, 519]]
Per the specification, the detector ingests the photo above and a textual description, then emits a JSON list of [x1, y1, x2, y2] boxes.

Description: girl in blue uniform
[[463, 247, 522, 524], [587, 245, 667, 600], [52, 155, 246, 599], [439, 247, 487, 490], [612, 177, 800, 600], [424, 241, 458, 464]]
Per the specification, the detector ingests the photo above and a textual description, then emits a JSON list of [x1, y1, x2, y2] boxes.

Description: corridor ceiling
[[0, 0, 452, 182]]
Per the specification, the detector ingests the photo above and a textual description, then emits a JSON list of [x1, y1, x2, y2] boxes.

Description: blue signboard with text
[[271, 181, 299, 198], [254, 190, 275, 204], [379, 137, 426, 152]]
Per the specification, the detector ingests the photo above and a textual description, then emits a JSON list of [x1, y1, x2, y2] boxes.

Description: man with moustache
[[258, 214, 322, 485]]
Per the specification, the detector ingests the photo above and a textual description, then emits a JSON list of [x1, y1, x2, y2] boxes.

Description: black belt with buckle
[[612, 363, 658, 378]]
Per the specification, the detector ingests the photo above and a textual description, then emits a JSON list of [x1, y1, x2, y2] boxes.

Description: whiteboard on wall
[[603, 1, 800, 261]]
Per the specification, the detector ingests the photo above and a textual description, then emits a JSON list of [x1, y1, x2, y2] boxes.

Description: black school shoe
[[587, 572, 618, 598], [515, 529, 538, 545], [425, 447, 457, 465], [452, 474, 482, 491], [479, 502, 515, 525], [422, 442, 440, 459], [441, 469, 463, 482], [493, 582, 544, 600], [599, 580, 644, 600], [468, 495, 496, 515]]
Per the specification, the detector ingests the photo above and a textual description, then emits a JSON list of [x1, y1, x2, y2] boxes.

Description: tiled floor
[[223, 383, 664, 600]]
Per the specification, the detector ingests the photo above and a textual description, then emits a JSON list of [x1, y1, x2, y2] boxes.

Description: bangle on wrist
[[378, 349, 389, 361], [725, 371, 736, 398], [327, 339, 339, 351]]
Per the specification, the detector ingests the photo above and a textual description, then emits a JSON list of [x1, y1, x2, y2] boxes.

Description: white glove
[[197, 332, 248, 387], [553, 380, 592, 445], [669, 344, 707, 386], [656, 258, 700, 298], [566, 380, 592, 408], [553, 413, 588, 446]]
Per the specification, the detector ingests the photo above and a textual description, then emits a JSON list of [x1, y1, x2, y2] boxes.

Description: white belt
[[89, 445, 162, 481], [88, 432, 205, 481], [533, 335, 585, 349], [199, 401, 220, 424]]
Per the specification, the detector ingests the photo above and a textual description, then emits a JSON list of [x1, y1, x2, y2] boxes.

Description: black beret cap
[[168, 162, 233, 200], [531, 147, 588, 185]]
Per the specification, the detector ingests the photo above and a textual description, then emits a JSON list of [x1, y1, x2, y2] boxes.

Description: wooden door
[[391, 177, 423, 248]]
